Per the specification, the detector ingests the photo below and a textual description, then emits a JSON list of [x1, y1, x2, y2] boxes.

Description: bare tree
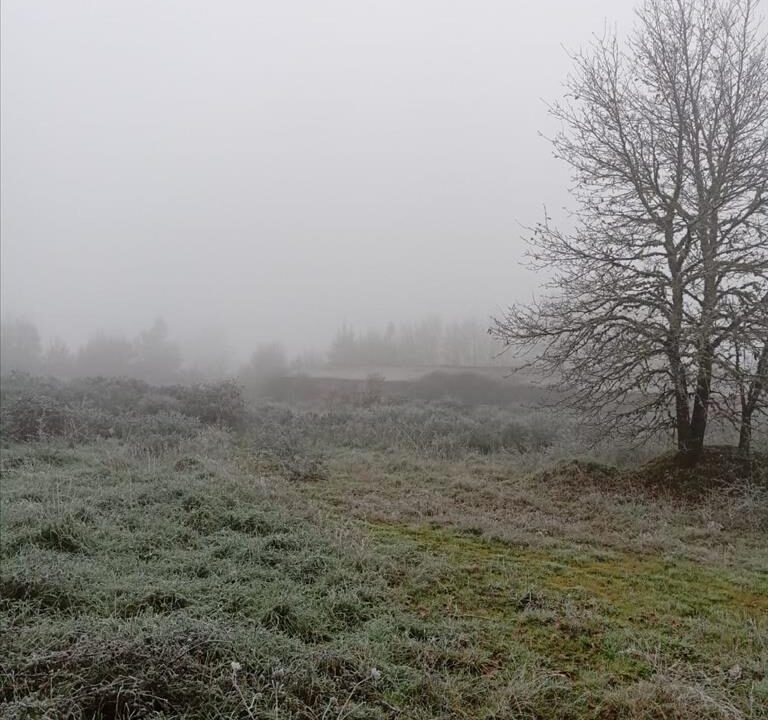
[[491, 0, 768, 461]]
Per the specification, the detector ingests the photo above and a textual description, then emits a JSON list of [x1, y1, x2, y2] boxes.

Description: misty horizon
[[1, 0, 637, 357]]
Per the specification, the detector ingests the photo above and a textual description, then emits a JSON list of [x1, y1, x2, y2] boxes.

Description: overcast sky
[[1, 0, 637, 357]]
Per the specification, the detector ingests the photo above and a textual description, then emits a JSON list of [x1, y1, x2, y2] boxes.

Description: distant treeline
[[328, 318, 503, 367], [0, 316, 504, 384], [1, 319, 188, 385]]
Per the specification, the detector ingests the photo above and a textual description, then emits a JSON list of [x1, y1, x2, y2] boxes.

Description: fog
[[1, 0, 636, 361]]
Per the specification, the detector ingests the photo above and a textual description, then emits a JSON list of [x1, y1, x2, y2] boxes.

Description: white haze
[[1, 0, 636, 360]]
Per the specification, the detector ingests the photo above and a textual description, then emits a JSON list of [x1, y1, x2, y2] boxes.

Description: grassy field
[[2, 426, 766, 719]]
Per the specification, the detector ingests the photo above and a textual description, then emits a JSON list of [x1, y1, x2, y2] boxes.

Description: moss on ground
[[365, 521, 768, 717]]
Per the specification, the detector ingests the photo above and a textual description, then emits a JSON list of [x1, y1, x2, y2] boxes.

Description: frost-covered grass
[[1, 433, 766, 719]]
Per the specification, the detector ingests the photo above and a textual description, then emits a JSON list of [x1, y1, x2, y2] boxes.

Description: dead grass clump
[[183, 501, 291, 538], [173, 456, 203, 472], [228, 512, 288, 537], [0, 576, 77, 612], [325, 596, 371, 630], [496, 668, 574, 719], [599, 675, 745, 720], [3, 629, 229, 719], [282, 453, 329, 482], [260, 602, 326, 642], [31, 517, 90, 553], [118, 590, 189, 617]]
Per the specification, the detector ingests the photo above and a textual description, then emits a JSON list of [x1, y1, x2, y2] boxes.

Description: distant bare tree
[[718, 291, 768, 453], [491, 0, 768, 461], [738, 340, 768, 452]]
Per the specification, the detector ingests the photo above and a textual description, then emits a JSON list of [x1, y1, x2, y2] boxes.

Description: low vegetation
[[1, 376, 766, 719]]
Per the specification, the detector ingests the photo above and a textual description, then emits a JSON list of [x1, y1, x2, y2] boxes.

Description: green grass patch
[[367, 521, 768, 717]]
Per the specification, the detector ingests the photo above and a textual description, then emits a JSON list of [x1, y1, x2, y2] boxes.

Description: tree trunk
[[688, 375, 711, 454], [667, 264, 691, 453], [673, 374, 691, 452], [686, 209, 717, 463], [685, 355, 712, 462], [738, 415, 752, 455], [738, 342, 768, 456]]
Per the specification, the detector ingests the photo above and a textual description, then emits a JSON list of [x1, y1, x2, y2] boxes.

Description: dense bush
[[111, 412, 204, 454], [246, 400, 564, 459], [1, 393, 81, 442], [1, 373, 563, 459], [0, 374, 242, 447], [173, 380, 246, 428]]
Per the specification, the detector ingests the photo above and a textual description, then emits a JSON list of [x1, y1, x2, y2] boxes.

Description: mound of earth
[[532, 448, 766, 499], [629, 446, 767, 498]]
